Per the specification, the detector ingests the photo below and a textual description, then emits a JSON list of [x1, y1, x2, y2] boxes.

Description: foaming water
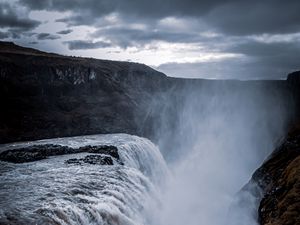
[[0, 134, 168, 225]]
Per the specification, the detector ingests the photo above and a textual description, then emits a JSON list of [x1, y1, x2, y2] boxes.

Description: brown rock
[[253, 125, 300, 225]]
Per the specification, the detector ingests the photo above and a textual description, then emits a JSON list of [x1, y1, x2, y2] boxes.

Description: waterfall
[[0, 134, 168, 225]]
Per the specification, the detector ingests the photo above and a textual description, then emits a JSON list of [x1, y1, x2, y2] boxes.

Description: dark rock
[[65, 155, 114, 165], [65, 158, 81, 165], [287, 71, 300, 118], [0, 144, 74, 163], [287, 71, 300, 85], [0, 150, 46, 163], [79, 145, 119, 159], [83, 154, 113, 165], [0, 144, 121, 164], [249, 124, 300, 225], [0, 41, 170, 144]]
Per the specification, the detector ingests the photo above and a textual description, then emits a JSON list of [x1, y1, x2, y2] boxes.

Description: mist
[[0, 41, 298, 225], [148, 80, 292, 225]]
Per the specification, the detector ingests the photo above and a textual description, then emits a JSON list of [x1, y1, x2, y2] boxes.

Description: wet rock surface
[[251, 124, 300, 225], [65, 155, 114, 165], [0, 144, 121, 164], [78, 145, 119, 159]]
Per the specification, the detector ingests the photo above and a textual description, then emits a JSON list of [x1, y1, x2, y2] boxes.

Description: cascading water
[[0, 81, 291, 225], [0, 134, 168, 225]]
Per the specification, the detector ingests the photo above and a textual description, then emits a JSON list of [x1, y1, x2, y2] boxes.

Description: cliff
[[251, 123, 300, 225], [246, 71, 300, 225], [1, 41, 298, 146], [0, 41, 172, 143]]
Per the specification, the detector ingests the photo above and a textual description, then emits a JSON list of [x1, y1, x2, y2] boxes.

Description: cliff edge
[[251, 123, 300, 225], [0, 41, 170, 143]]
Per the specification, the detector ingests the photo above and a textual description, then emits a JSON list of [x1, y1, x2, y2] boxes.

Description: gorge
[[0, 41, 299, 225]]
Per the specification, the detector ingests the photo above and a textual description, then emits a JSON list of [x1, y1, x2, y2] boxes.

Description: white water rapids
[[0, 130, 280, 225], [0, 134, 168, 225]]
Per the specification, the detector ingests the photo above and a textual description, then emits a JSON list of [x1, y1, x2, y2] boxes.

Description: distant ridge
[[0, 41, 62, 57]]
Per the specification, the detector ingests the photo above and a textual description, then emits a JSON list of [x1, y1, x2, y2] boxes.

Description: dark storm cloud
[[0, 2, 40, 30], [0, 31, 9, 39], [8, 29, 22, 39], [92, 27, 204, 48], [19, 0, 225, 19], [28, 41, 38, 44], [64, 40, 112, 50], [205, 1, 300, 35], [19, 0, 300, 36], [229, 41, 300, 57], [37, 33, 61, 40], [55, 14, 101, 27], [230, 41, 300, 74], [11, 0, 300, 79], [7, 28, 37, 39], [57, 29, 73, 35]]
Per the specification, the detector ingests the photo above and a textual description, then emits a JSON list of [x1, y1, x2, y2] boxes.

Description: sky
[[0, 0, 299, 79]]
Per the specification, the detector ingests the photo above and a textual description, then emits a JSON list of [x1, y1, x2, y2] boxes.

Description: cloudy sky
[[0, 0, 299, 79]]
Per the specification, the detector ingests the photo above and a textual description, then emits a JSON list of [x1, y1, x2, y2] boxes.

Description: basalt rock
[[65, 155, 114, 165], [0, 144, 121, 164], [0, 41, 171, 144], [251, 124, 300, 225], [0, 144, 74, 163], [79, 145, 119, 159]]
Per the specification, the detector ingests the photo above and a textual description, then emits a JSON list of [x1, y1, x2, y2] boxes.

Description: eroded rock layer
[[252, 124, 300, 225], [0, 144, 120, 164]]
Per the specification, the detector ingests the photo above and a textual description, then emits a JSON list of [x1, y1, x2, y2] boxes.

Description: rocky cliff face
[[1, 41, 298, 146], [250, 123, 300, 225], [0, 41, 175, 143], [248, 71, 300, 225]]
